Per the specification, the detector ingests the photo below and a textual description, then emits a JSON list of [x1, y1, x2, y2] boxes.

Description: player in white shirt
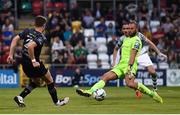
[[113, 22, 167, 97]]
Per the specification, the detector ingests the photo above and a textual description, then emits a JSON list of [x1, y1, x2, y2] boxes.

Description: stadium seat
[[158, 62, 169, 69], [98, 53, 109, 63], [97, 45, 107, 54], [150, 20, 160, 28], [151, 27, 157, 33], [107, 37, 112, 42], [105, 21, 115, 27], [88, 62, 97, 69], [84, 29, 94, 37], [96, 37, 107, 45], [87, 54, 98, 63], [101, 62, 110, 69], [85, 37, 95, 43], [94, 21, 100, 27], [139, 21, 145, 28]]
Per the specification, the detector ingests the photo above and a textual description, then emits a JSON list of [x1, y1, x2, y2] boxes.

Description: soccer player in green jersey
[[114, 22, 167, 98], [76, 21, 163, 103]]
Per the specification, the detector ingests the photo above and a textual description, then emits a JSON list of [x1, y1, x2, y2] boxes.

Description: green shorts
[[111, 63, 137, 78]]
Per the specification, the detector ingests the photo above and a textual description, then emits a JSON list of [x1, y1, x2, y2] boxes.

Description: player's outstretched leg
[[14, 80, 37, 107], [135, 90, 142, 98], [47, 83, 69, 106], [44, 70, 69, 106], [76, 71, 117, 97], [76, 80, 105, 97], [151, 73, 158, 91], [137, 82, 163, 103], [14, 96, 26, 107], [147, 66, 158, 91]]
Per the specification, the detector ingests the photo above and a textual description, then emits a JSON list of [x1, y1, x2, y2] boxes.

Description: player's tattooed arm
[[27, 41, 40, 67], [7, 35, 21, 64], [146, 38, 167, 59]]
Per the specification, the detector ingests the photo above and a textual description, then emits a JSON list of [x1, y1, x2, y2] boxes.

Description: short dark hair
[[35, 15, 47, 27], [129, 20, 138, 27]]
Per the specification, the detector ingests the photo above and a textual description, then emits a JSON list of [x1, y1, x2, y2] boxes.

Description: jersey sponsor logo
[[134, 41, 140, 49]]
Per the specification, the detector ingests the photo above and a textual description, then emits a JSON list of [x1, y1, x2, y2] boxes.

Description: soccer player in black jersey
[[7, 16, 69, 107]]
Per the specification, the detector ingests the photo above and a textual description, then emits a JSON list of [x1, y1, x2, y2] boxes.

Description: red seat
[[46, 2, 54, 9], [54, 2, 64, 9], [32, 1, 43, 15]]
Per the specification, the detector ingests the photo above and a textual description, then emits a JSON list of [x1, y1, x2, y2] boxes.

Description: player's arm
[[7, 35, 21, 64], [27, 41, 40, 67], [112, 46, 119, 67], [127, 40, 140, 77], [146, 38, 167, 59]]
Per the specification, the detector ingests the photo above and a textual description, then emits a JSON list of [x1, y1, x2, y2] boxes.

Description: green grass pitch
[[0, 87, 180, 114]]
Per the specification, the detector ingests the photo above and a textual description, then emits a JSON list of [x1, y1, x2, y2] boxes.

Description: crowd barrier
[[0, 65, 180, 88]]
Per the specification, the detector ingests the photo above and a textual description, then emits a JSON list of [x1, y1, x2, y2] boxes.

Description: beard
[[129, 31, 137, 37]]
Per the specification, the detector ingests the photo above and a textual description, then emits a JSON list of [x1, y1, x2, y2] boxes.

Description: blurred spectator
[[139, 5, 148, 20], [0, 45, 9, 64], [52, 51, 66, 64], [93, 2, 104, 19], [169, 60, 179, 69], [160, 8, 167, 18], [152, 26, 165, 44], [161, 17, 174, 34], [105, 8, 114, 20], [51, 36, 65, 52], [74, 40, 88, 67], [175, 35, 180, 50], [157, 39, 166, 52], [151, 7, 159, 20], [95, 17, 107, 37], [2, 18, 14, 45], [63, 25, 73, 41], [107, 35, 117, 55], [71, 20, 82, 33], [72, 67, 84, 88], [106, 22, 116, 37], [70, 28, 85, 47], [64, 41, 75, 68], [47, 11, 61, 30], [166, 27, 177, 41], [85, 37, 98, 54], [50, 25, 64, 40], [82, 9, 94, 28], [70, 3, 82, 21], [167, 50, 177, 64]]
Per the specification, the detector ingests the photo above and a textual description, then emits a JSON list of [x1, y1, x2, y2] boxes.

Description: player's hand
[[111, 63, 116, 68], [158, 52, 167, 60], [32, 61, 40, 68], [127, 65, 133, 79], [7, 55, 14, 64]]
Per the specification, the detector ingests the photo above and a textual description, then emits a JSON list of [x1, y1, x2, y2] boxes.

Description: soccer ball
[[93, 89, 106, 101]]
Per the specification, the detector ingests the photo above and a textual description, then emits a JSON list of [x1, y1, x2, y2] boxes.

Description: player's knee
[[148, 67, 156, 74], [126, 82, 136, 89]]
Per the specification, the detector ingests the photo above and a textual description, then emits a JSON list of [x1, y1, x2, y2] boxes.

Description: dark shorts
[[21, 59, 48, 78]]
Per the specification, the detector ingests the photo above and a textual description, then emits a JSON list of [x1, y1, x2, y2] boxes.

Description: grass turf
[[0, 87, 180, 114]]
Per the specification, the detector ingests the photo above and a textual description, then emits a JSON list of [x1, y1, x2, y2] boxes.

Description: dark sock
[[19, 82, 37, 98], [47, 83, 58, 104], [151, 73, 157, 90]]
